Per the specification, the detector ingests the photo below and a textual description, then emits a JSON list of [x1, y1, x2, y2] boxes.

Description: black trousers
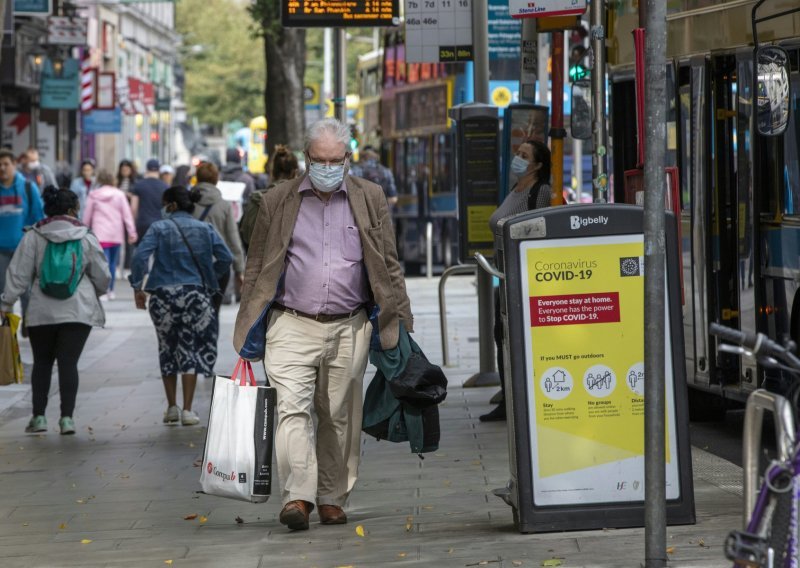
[[494, 287, 505, 402], [212, 271, 231, 313], [28, 323, 92, 418]]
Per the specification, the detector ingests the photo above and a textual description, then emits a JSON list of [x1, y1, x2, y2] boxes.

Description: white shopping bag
[[200, 359, 276, 503]]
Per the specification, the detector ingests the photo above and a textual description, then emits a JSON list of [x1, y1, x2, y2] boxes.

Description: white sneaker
[[163, 405, 180, 424], [108, 290, 116, 300], [181, 409, 200, 426], [99, 294, 109, 302]]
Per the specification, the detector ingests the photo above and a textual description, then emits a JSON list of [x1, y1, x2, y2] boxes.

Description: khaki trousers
[[264, 309, 371, 507]]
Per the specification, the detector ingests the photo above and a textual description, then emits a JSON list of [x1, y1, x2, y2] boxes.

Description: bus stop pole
[[590, 0, 608, 202], [333, 28, 347, 122], [643, 0, 667, 565], [468, 0, 500, 383]]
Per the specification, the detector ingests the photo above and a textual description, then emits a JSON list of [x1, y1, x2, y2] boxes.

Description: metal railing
[[438, 264, 477, 367]]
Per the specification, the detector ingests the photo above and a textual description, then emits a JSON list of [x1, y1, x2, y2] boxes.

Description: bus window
[[678, 66, 692, 211], [431, 133, 453, 195], [783, 70, 800, 216]]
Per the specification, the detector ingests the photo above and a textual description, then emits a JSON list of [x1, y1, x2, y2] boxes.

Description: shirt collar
[[298, 174, 348, 194]]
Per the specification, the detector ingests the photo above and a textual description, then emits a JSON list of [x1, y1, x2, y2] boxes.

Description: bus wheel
[[443, 229, 453, 268], [687, 388, 727, 422]]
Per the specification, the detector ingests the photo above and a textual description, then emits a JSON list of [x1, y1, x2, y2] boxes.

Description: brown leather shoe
[[318, 504, 347, 525], [279, 500, 314, 530]]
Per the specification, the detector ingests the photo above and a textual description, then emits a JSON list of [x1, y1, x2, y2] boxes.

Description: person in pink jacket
[[83, 169, 137, 300]]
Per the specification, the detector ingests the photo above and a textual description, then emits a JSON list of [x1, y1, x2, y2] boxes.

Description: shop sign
[[14, 0, 51, 16], [40, 58, 80, 109], [83, 108, 122, 134]]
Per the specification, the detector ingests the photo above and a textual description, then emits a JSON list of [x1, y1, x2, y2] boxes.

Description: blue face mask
[[308, 162, 346, 193], [510, 155, 530, 176]]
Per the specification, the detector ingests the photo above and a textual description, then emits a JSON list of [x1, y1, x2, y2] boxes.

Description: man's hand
[[127, 235, 137, 245], [235, 272, 245, 292], [134, 290, 147, 310]]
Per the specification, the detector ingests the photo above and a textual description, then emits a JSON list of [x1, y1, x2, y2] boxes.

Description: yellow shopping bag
[[0, 314, 24, 385]]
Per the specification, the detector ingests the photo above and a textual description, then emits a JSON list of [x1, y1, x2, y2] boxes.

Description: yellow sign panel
[[520, 235, 680, 506], [467, 205, 496, 244], [491, 86, 512, 108]]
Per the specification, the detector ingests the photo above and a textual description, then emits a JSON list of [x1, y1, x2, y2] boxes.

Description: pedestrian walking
[[480, 139, 552, 422], [116, 159, 138, 194], [239, 144, 299, 250], [221, 148, 256, 204], [350, 145, 398, 209], [82, 169, 138, 300], [0, 148, 45, 333], [68, 159, 97, 216], [22, 147, 57, 190], [0, 186, 110, 435], [190, 162, 245, 311], [159, 164, 175, 187], [234, 118, 413, 530], [130, 186, 233, 426], [130, 159, 168, 241]]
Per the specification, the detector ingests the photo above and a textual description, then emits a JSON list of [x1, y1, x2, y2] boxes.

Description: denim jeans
[[0, 249, 29, 316], [103, 245, 121, 291]]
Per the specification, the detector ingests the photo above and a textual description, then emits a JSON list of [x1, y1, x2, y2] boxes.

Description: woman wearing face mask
[[129, 186, 233, 426], [69, 159, 97, 217], [481, 139, 553, 422]]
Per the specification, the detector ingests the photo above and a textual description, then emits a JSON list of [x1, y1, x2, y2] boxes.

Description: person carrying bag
[[200, 358, 276, 503]]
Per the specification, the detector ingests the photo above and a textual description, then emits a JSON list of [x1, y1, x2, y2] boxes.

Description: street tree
[[248, 0, 306, 150], [176, 0, 264, 128]]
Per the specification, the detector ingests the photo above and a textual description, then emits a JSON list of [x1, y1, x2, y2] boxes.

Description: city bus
[[606, 0, 800, 418], [356, 49, 383, 150]]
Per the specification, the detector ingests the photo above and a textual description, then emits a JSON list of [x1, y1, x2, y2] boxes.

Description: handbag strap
[[169, 218, 211, 290], [230, 358, 256, 386]]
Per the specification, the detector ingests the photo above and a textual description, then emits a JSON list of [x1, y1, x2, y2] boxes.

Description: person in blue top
[[129, 185, 232, 427], [0, 148, 45, 321]]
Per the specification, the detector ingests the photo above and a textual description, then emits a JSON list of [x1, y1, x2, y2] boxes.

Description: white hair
[[304, 118, 350, 151]]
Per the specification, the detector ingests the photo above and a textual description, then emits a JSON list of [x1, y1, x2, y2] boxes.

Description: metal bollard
[[438, 264, 477, 367]]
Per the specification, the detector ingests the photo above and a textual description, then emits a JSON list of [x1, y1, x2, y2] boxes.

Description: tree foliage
[[248, 0, 306, 150], [176, 0, 265, 128]]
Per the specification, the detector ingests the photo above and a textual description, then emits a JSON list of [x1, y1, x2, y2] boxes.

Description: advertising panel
[[82, 108, 122, 134], [40, 58, 80, 109], [14, 0, 50, 15], [520, 234, 680, 506]]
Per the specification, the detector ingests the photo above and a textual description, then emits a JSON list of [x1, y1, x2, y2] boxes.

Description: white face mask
[[510, 155, 530, 176], [308, 162, 346, 193], [28, 161, 40, 169]]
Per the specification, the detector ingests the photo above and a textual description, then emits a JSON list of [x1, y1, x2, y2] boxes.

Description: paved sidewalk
[[0, 276, 742, 567]]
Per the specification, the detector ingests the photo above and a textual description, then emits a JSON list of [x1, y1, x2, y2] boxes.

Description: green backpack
[[39, 239, 84, 299]]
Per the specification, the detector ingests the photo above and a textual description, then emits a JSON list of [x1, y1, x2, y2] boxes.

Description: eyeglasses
[[307, 154, 349, 167]]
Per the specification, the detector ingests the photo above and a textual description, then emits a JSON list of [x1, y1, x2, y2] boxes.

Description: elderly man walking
[[234, 118, 413, 531]]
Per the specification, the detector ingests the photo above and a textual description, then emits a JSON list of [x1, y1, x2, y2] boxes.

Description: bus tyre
[[687, 388, 727, 422]]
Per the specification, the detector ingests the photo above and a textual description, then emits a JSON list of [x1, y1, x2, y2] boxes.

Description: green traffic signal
[[569, 64, 589, 82]]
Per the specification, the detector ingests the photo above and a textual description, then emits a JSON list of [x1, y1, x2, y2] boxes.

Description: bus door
[[708, 53, 743, 387]]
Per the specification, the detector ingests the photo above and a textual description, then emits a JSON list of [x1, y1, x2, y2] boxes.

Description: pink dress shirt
[[275, 175, 369, 315]]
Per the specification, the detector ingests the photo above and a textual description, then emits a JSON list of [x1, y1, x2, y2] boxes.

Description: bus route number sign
[[282, 0, 400, 27]]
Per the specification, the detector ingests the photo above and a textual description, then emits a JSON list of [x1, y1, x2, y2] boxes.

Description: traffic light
[[569, 45, 589, 82]]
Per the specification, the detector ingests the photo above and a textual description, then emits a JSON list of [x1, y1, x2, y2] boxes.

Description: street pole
[[472, 0, 499, 382], [643, 0, 667, 565], [549, 31, 565, 206], [324, 28, 333, 118], [333, 28, 347, 123], [590, 0, 608, 202]]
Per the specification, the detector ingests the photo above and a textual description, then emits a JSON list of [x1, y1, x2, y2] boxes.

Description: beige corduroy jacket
[[233, 175, 413, 360]]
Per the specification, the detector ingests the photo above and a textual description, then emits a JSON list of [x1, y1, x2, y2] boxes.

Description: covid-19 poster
[[520, 234, 680, 506]]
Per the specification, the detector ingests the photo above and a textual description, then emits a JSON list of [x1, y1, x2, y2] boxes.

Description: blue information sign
[[83, 108, 123, 134]]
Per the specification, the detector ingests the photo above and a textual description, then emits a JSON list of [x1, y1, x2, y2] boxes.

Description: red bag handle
[[230, 358, 256, 386]]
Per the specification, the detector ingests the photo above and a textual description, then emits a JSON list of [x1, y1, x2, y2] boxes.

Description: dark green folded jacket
[[362, 325, 442, 454]]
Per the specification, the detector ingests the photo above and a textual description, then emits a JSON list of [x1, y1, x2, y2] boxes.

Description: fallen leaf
[[447, 548, 453, 554], [698, 539, 706, 547], [422, 505, 434, 510], [118, 474, 130, 479], [512, 562, 523, 567], [59, 523, 67, 530], [405, 515, 414, 532], [76, 500, 84, 504], [192, 459, 202, 468], [164, 561, 173, 566], [235, 516, 244, 524], [184, 514, 198, 520], [397, 552, 407, 558], [189, 442, 195, 448], [199, 516, 208, 524], [666, 547, 675, 554], [22, 523, 29, 527], [471, 460, 482, 465], [542, 560, 562, 567], [81, 539, 92, 545], [355, 525, 365, 537]]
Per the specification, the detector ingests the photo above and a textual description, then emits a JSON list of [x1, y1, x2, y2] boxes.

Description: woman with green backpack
[[0, 186, 110, 434]]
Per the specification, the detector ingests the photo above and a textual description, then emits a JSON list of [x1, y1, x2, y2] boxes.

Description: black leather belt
[[273, 303, 364, 323]]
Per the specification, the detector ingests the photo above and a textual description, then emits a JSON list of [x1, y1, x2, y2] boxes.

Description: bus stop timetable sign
[[282, 0, 399, 27]]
